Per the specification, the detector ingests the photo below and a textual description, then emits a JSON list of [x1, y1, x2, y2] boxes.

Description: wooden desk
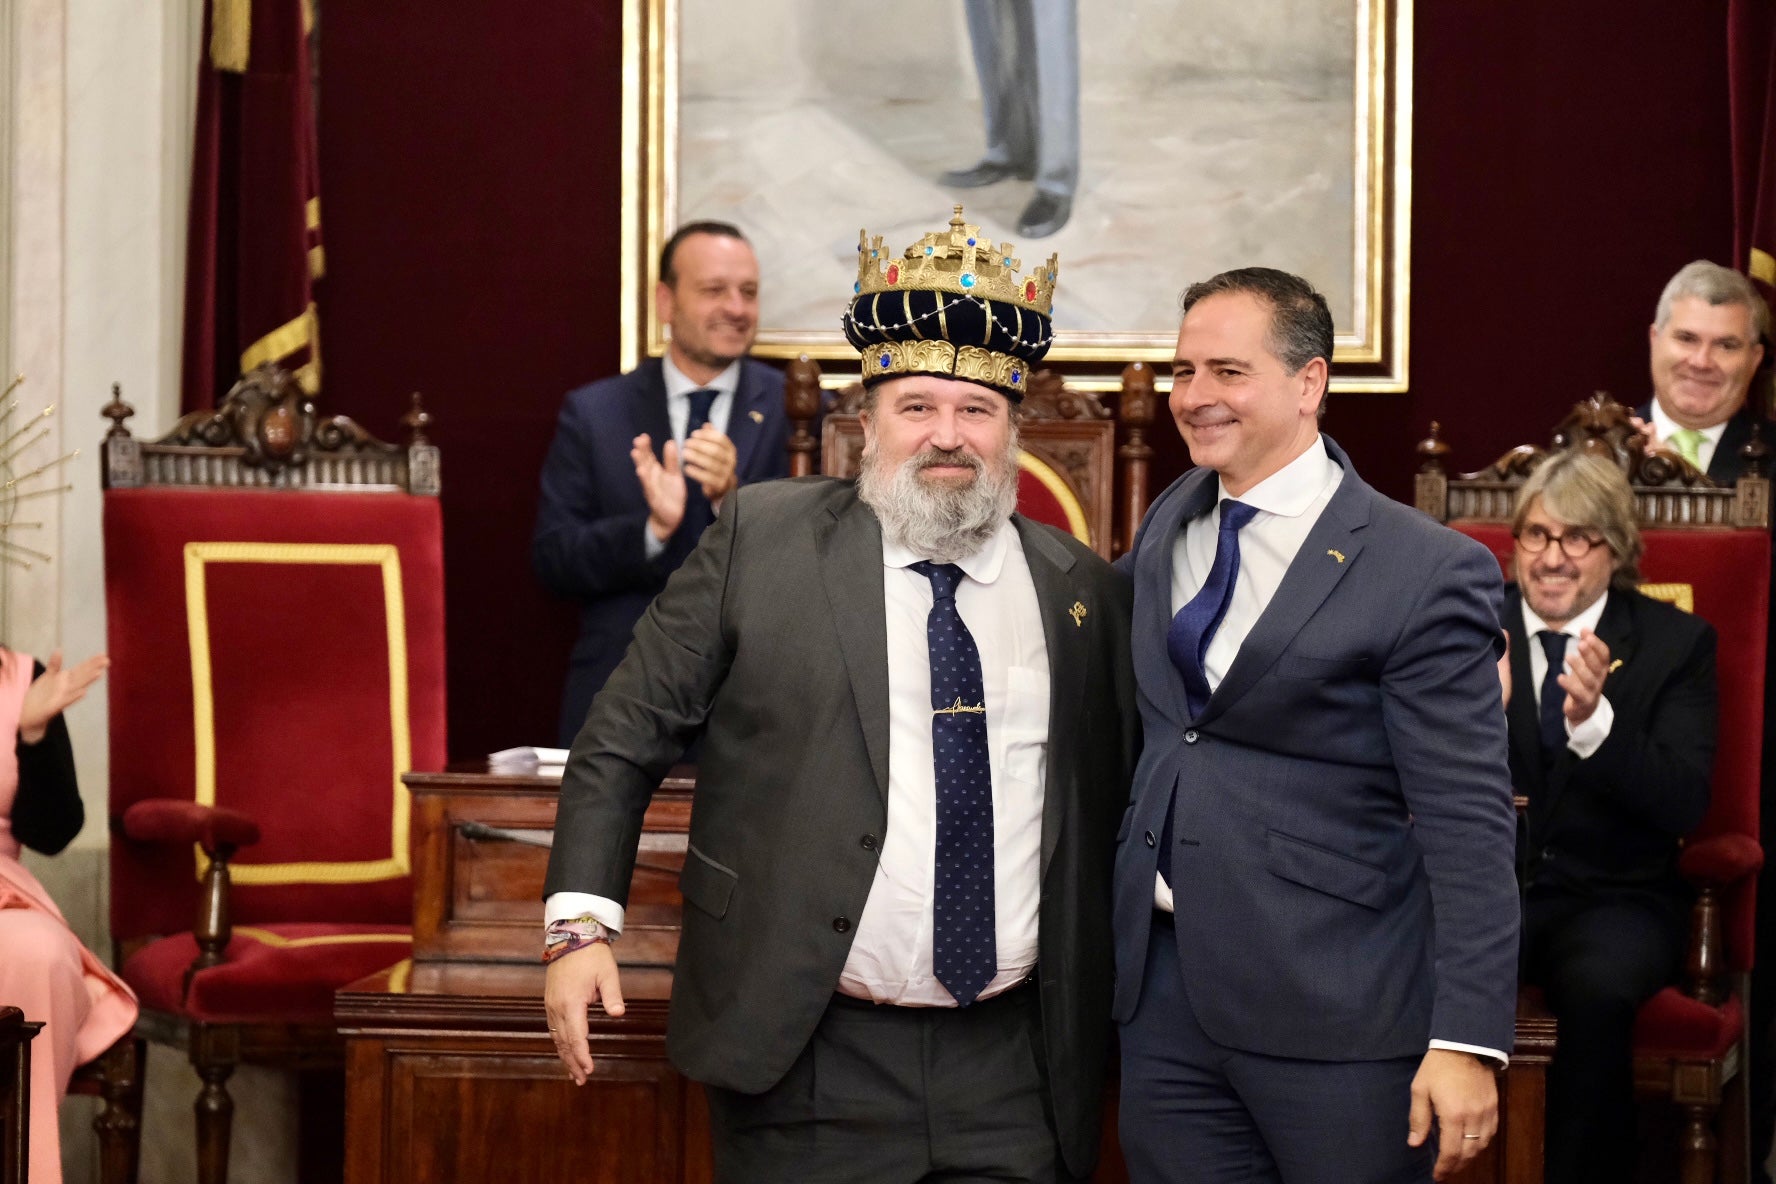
[[407, 766, 690, 965], [338, 960, 712, 1183], [340, 769, 1547, 1183]]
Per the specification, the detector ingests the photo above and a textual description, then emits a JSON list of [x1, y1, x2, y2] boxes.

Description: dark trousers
[[1522, 886, 1687, 1184], [703, 985, 1075, 1184], [1119, 916, 1432, 1183]]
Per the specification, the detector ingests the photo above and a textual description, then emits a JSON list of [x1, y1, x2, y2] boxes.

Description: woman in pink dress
[[0, 649, 136, 1183]]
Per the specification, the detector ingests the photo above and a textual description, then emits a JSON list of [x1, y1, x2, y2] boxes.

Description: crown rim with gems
[[853, 205, 1058, 315], [840, 205, 1060, 401]]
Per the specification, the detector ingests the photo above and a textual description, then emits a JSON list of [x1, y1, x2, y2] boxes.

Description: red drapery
[[1731, 0, 1776, 297], [181, 0, 323, 413]]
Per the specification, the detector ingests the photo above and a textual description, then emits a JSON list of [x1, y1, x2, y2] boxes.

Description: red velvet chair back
[[103, 488, 447, 943], [1454, 521, 1769, 971]]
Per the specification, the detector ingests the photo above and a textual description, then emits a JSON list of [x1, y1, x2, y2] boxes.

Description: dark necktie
[[911, 560, 996, 1007], [1167, 500, 1259, 718], [1159, 499, 1257, 887], [1537, 630, 1569, 752], [680, 388, 719, 535]]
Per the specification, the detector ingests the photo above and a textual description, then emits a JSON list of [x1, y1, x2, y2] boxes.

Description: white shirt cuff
[[643, 526, 667, 561], [1430, 1039, 1509, 1069], [1565, 694, 1613, 759], [545, 891, 626, 936]]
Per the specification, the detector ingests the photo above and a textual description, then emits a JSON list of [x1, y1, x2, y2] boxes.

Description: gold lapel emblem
[[1609, 658, 1624, 673], [1069, 601, 1087, 627], [934, 697, 987, 716], [748, 409, 764, 424], [1326, 549, 1345, 564]]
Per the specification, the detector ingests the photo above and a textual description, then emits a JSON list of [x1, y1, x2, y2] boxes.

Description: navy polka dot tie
[[911, 560, 997, 1007], [681, 388, 719, 534]]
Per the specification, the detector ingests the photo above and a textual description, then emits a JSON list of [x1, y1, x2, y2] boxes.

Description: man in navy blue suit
[[1113, 268, 1520, 1182], [532, 222, 789, 744]]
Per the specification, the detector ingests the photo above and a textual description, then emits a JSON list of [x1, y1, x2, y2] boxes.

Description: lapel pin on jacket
[[1069, 601, 1087, 627], [1609, 658, 1624, 673], [1326, 548, 1345, 564], [748, 409, 764, 423]]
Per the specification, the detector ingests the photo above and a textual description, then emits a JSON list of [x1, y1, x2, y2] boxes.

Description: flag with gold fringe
[[181, 0, 323, 411]]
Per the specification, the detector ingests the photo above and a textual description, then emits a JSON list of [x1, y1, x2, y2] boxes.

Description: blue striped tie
[[1167, 500, 1259, 717]]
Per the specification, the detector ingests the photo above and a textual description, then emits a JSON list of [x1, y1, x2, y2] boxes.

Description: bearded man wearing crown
[[542, 206, 1138, 1182]]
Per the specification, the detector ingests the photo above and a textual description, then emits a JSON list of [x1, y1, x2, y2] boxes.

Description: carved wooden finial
[[400, 392, 433, 444], [102, 382, 136, 438], [1741, 420, 1770, 479], [784, 355, 823, 421], [1416, 420, 1450, 473], [783, 355, 825, 478], [1118, 362, 1156, 428]]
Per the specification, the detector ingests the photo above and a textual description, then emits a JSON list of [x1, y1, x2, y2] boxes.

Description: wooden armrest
[[119, 800, 258, 991]]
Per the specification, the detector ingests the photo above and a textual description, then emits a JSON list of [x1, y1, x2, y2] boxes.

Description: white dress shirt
[[1649, 400, 1728, 474], [548, 518, 1051, 1011], [1518, 591, 1615, 758], [1155, 436, 1507, 1065], [840, 519, 1049, 1004], [641, 355, 741, 559]]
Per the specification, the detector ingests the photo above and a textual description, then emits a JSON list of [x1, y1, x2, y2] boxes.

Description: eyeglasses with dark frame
[[1514, 523, 1608, 559]]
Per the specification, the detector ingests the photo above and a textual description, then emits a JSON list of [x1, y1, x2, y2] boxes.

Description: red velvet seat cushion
[[122, 923, 411, 1024], [1633, 988, 1744, 1060]]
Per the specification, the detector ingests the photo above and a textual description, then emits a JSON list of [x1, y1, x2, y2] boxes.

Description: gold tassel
[[210, 0, 251, 73]]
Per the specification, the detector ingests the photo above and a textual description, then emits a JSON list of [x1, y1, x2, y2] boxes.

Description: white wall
[[5, 0, 299, 1178]]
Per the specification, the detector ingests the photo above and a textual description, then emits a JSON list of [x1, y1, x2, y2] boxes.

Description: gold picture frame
[[620, 0, 1410, 392]]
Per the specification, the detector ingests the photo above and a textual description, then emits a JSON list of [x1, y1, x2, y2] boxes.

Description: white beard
[[857, 438, 1021, 564]]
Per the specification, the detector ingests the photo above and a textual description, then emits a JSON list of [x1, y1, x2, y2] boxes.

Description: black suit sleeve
[[13, 660, 84, 855], [1569, 622, 1716, 838]]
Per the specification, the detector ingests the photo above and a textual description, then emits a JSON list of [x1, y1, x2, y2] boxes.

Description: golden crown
[[854, 206, 1058, 316]]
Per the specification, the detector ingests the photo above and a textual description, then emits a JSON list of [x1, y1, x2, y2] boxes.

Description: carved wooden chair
[[1419, 393, 1770, 1184], [0, 1007, 38, 1184], [781, 357, 1158, 559], [89, 364, 447, 1184]]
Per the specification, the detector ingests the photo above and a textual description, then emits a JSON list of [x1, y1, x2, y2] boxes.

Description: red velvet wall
[[315, 1, 1736, 757]]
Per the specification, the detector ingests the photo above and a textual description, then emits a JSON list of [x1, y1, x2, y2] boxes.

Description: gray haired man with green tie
[[1632, 259, 1776, 1182], [1635, 260, 1767, 479]]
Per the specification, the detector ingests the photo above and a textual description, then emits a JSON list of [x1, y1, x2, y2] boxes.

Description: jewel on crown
[[853, 205, 1058, 316]]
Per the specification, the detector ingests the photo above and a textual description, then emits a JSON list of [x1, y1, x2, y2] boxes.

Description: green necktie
[[1669, 428, 1706, 469]]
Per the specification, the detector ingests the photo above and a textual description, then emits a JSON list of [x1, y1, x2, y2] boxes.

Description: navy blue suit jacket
[[532, 357, 788, 744], [1111, 435, 1521, 1062]]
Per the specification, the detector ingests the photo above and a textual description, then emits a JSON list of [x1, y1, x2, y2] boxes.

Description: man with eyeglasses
[[1501, 450, 1717, 1184]]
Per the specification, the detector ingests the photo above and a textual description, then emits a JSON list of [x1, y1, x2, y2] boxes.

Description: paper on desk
[[487, 746, 570, 769]]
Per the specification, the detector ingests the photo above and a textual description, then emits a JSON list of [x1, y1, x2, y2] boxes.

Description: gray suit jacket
[[1111, 436, 1521, 1061], [545, 476, 1138, 1177]]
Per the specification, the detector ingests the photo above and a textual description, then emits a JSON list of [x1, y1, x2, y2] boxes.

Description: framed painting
[[619, 0, 1410, 391]]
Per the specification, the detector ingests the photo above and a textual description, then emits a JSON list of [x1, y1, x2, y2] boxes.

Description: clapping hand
[[19, 650, 109, 744], [630, 433, 689, 542], [1558, 629, 1610, 728]]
